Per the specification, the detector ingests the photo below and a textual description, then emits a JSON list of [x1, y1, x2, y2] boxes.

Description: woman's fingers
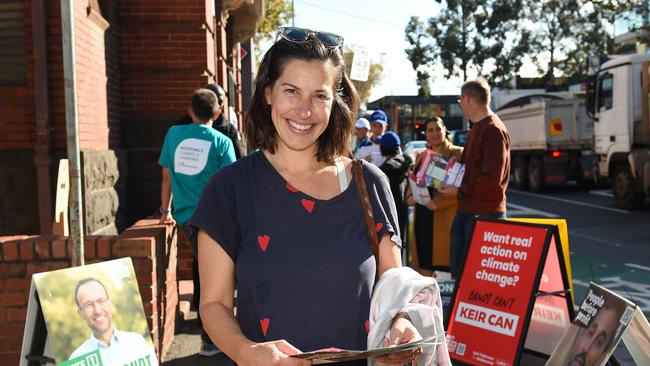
[[274, 339, 302, 356]]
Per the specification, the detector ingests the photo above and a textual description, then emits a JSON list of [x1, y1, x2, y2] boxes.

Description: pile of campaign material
[[408, 150, 465, 205]]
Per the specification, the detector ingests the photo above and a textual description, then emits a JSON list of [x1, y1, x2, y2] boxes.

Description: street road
[[506, 185, 650, 318]]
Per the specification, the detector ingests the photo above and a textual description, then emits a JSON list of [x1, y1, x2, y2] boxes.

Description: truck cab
[[587, 53, 650, 209]]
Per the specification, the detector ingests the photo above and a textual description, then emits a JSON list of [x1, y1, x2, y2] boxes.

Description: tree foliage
[[344, 50, 384, 104], [406, 0, 650, 90], [405, 0, 529, 89], [527, 0, 647, 86], [254, 0, 294, 47], [405, 16, 433, 96]]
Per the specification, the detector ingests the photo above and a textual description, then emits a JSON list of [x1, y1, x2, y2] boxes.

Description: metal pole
[[61, 0, 84, 266], [292, 0, 294, 26]]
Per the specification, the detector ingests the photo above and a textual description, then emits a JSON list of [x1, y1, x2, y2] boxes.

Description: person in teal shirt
[[158, 88, 235, 356]]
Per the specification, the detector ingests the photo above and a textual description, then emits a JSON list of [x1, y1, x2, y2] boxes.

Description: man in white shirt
[[354, 109, 388, 166], [69, 278, 158, 365]]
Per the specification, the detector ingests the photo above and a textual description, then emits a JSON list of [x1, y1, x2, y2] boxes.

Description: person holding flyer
[[439, 78, 510, 279], [189, 27, 450, 366], [406, 117, 463, 276]]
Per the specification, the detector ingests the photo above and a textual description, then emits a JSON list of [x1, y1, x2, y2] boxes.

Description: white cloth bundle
[[368, 267, 451, 366]]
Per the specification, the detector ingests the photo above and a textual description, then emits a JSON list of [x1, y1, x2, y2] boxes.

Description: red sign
[[447, 220, 550, 366]]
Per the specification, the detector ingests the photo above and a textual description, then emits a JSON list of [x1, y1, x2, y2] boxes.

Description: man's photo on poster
[[33, 258, 158, 365], [546, 283, 635, 366]]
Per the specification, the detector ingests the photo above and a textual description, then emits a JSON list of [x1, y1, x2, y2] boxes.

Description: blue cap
[[369, 110, 388, 125], [379, 131, 400, 149]]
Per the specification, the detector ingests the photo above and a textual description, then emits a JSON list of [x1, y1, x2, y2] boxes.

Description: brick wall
[[0, 219, 177, 364], [119, 0, 214, 119], [176, 229, 193, 280], [119, 0, 217, 222], [0, 0, 34, 151], [73, 0, 110, 150]]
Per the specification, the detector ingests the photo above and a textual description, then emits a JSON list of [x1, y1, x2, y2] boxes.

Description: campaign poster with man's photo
[[31, 258, 158, 366], [546, 283, 636, 366]]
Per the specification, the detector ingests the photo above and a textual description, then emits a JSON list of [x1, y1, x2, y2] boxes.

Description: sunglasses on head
[[276, 27, 344, 49]]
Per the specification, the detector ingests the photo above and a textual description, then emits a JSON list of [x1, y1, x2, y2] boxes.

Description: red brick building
[[0, 0, 263, 236]]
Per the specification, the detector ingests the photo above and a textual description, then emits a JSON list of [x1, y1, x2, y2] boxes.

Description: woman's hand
[[406, 193, 416, 206], [426, 200, 437, 211], [237, 340, 311, 366], [374, 315, 423, 365]]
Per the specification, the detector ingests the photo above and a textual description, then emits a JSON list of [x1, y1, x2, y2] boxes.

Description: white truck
[[586, 52, 650, 210], [495, 94, 596, 192]]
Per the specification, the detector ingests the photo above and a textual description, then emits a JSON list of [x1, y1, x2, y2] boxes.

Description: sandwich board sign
[[547, 282, 650, 366], [20, 258, 158, 366], [508, 217, 574, 305], [446, 219, 573, 365]]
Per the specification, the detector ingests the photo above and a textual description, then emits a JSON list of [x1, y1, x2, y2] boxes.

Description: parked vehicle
[[496, 94, 597, 192], [586, 52, 650, 209], [449, 129, 468, 147], [403, 140, 427, 161]]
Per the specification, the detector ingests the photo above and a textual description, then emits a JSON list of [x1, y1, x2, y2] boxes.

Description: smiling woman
[[189, 26, 450, 366]]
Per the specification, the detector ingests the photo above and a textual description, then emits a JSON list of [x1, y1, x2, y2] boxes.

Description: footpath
[[161, 280, 232, 366]]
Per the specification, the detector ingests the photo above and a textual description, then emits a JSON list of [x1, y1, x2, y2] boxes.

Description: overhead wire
[[294, 0, 405, 28]]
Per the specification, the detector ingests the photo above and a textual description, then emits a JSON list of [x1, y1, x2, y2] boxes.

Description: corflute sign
[[446, 219, 571, 366]]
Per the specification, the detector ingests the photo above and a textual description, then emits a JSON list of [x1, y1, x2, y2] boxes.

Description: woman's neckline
[[257, 151, 355, 203]]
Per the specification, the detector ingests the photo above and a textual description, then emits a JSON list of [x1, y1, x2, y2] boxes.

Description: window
[[449, 103, 463, 116], [0, 1, 27, 85], [597, 73, 613, 112]]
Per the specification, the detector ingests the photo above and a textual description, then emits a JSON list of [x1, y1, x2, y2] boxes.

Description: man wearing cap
[[353, 117, 371, 154], [378, 131, 412, 233], [355, 109, 389, 166]]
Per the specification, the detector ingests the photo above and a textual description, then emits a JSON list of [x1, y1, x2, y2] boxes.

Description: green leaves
[[405, 0, 530, 89], [404, 0, 649, 90]]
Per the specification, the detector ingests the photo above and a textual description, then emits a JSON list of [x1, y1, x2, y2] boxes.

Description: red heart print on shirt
[[374, 223, 383, 232], [258, 235, 270, 252], [365, 319, 370, 333], [301, 198, 315, 213], [286, 183, 298, 192], [260, 318, 270, 337]]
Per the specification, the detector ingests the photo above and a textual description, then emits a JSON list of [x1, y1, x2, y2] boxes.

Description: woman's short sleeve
[[363, 162, 402, 248], [189, 167, 241, 261]]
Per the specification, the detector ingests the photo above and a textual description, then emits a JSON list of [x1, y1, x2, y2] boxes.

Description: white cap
[[355, 118, 370, 129]]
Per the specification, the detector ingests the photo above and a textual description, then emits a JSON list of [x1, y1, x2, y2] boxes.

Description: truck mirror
[[585, 77, 597, 121]]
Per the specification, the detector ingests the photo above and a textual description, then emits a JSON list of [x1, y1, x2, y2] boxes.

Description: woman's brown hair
[[244, 36, 360, 163]]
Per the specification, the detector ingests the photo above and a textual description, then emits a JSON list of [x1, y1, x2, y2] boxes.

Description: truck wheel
[[528, 156, 545, 193], [612, 165, 645, 210], [511, 157, 529, 190]]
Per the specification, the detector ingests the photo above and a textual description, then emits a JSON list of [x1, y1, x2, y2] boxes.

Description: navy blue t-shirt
[[190, 151, 401, 363]]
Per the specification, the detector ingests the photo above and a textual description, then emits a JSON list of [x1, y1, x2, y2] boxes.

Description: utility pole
[[292, 0, 295, 26], [61, 0, 84, 266]]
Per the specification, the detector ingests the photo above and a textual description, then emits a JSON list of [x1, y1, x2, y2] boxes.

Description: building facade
[[0, 0, 263, 236], [367, 95, 465, 143]]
